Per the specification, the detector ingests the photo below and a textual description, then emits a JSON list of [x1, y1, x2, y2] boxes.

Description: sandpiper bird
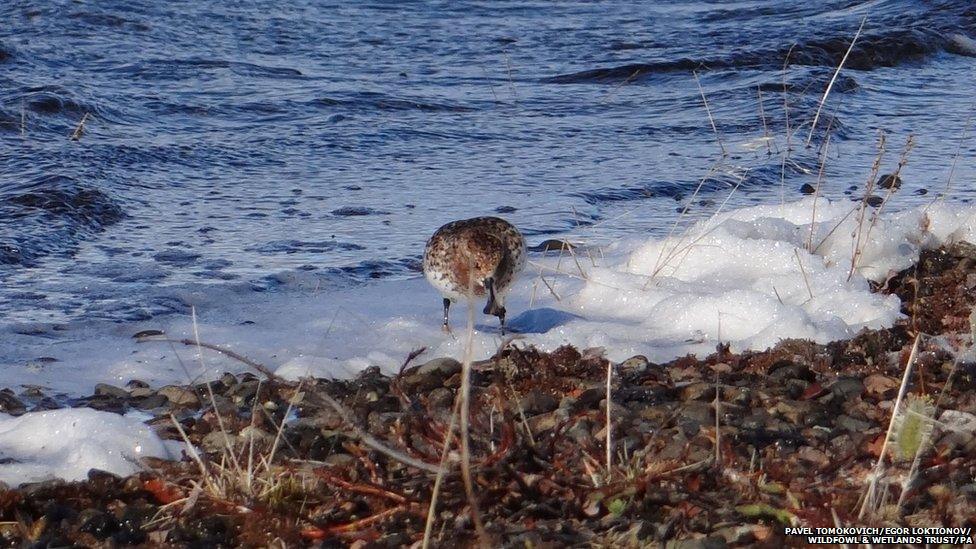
[[423, 216, 526, 333]]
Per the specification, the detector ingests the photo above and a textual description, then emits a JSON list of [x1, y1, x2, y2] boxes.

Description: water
[[1, 0, 975, 325]]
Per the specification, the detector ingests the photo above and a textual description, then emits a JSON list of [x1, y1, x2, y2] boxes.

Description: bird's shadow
[[478, 307, 581, 335]]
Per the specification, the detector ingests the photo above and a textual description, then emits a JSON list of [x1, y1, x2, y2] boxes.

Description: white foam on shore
[[1, 198, 974, 395], [0, 408, 180, 486]]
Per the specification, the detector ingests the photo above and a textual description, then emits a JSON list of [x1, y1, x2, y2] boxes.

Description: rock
[[427, 388, 454, 410], [82, 395, 127, 413], [240, 426, 274, 445], [681, 382, 715, 402], [158, 385, 201, 407], [78, 509, 116, 539], [207, 394, 238, 415], [727, 387, 751, 406], [767, 360, 814, 381], [678, 402, 713, 435], [417, 357, 462, 377], [575, 387, 605, 410], [783, 379, 810, 400], [665, 536, 728, 549], [529, 239, 574, 252], [219, 372, 239, 388], [935, 410, 976, 455], [133, 394, 168, 410], [19, 478, 66, 498], [367, 412, 401, 433], [129, 387, 154, 398], [0, 390, 26, 415], [520, 391, 559, 416], [618, 355, 650, 375], [323, 453, 356, 467], [31, 397, 63, 411], [402, 358, 462, 393], [566, 418, 593, 444], [796, 446, 830, 468], [94, 383, 130, 399], [227, 380, 260, 402], [305, 408, 344, 431], [877, 173, 902, 190], [527, 411, 559, 433], [836, 414, 872, 433], [126, 380, 149, 389], [202, 431, 238, 454], [829, 377, 864, 399], [713, 525, 757, 544], [863, 374, 899, 398], [799, 183, 816, 195]]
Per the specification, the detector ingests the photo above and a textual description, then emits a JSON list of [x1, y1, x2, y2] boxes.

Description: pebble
[[519, 391, 559, 415], [129, 387, 154, 398], [427, 387, 454, 410], [417, 357, 462, 377], [678, 402, 713, 435], [828, 377, 864, 399], [836, 414, 872, 433], [0, 391, 26, 415], [158, 385, 201, 407], [665, 536, 728, 548], [201, 431, 238, 454], [527, 411, 559, 433], [796, 446, 830, 468], [618, 355, 650, 375], [133, 394, 168, 410], [94, 383, 130, 399], [681, 382, 715, 402]]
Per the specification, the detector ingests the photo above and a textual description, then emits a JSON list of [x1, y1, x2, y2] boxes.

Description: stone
[[681, 382, 715, 402], [427, 388, 454, 410], [519, 391, 559, 416], [0, 391, 26, 415], [158, 385, 201, 407], [665, 536, 727, 548], [133, 394, 168, 410], [796, 446, 830, 468], [829, 377, 864, 399], [527, 411, 559, 433], [129, 387, 154, 398], [94, 383, 130, 399], [836, 414, 872, 433], [417, 357, 462, 377], [201, 431, 238, 454], [678, 402, 713, 436], [618, 355, 650, 375]]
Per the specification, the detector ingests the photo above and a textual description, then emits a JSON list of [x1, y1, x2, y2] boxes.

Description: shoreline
[[0, 243, 973, 546]]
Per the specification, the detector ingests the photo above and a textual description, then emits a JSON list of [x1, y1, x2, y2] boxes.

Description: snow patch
[[0, 408, 179, 486]]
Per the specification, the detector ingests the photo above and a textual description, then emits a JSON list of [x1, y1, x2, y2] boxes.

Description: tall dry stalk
[[694, 70, 726, 156], [858, 334, 920, 519], [847, 131, 887, 281], [458, 277, 489, 545], [806, 17, 866, 147]]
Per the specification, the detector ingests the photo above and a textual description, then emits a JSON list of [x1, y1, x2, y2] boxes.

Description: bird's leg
[[498, 306, 507, 336], [442, 298, 452, 333]]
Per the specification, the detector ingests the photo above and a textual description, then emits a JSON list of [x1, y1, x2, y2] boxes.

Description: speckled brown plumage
[[423, 216, 526, 331]]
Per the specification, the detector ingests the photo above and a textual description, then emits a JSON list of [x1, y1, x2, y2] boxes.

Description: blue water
[[1, 0, 975, 325]]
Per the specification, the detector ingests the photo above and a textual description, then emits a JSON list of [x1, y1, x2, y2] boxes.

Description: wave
[[111, 58, 304, 81], [311, 92, 475, 113], [0, 175, 125, 266], [547, 2, 975, 84]]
